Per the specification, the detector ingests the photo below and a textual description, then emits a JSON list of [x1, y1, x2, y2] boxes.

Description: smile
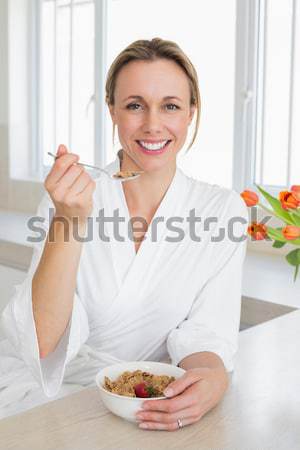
[[136, 140, 172, 154]]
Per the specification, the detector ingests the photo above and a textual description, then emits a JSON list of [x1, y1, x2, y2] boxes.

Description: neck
[[118, 149, 177, 213]]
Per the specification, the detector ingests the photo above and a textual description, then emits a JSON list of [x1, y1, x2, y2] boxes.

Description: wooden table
[[1, 309, 300, 450]]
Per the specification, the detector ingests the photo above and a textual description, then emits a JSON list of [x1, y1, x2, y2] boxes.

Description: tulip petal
[[255, 184, 296, 225]]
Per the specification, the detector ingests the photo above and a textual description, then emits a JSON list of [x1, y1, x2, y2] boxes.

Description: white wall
[[243, 251, 300, 308]]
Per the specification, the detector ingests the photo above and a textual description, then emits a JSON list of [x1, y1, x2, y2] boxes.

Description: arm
[[179, 350, 226, 371], [1, 145, 95, 397], [167, 191, 249, 372], [32, 145, 95, 359], [32, 217, 87, 359]]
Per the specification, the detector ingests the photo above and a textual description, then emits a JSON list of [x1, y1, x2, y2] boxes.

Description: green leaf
[[146, 385, 159, 397], [285, 249, 300, 283], [290, 213, 300, 227], [272, 240, 286, 248], [266, 227, 287, 243], [285, 248, 300, 266], [289, 207, 300, 218], [255, 184, 296, 225], [287, 238, 300, 246], [267, 226, 300, 245]]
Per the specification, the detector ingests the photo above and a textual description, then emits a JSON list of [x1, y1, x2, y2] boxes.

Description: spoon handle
[[47, 152, 103, 171]]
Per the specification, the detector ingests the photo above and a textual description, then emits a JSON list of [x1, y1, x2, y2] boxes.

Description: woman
[[0, 38, 248, 429]]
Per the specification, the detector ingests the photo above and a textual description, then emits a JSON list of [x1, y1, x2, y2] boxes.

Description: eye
[[165, 103, 180, 111], [126, 103, 142, 110]]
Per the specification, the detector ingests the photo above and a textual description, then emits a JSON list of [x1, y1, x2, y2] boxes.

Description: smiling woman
[[1, 37, 248, 429], [105, 41, 200, 175], [110, 57, 193, 170], [104, 38, 201, 253]]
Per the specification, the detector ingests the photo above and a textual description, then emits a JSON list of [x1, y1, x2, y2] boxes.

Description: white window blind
[[41, 0, 95, 169], [255, 0, 299, 188]]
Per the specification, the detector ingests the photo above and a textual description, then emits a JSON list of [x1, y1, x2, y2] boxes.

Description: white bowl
[[95, 361, 186, 423]]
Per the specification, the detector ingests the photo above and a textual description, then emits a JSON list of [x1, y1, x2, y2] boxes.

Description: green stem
[[294, 265, 299, 283]]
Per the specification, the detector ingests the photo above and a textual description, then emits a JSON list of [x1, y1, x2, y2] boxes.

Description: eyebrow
[[122, 95, 183, 102]]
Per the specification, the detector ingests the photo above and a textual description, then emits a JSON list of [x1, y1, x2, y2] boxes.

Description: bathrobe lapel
[[100, 150, 189, 326]]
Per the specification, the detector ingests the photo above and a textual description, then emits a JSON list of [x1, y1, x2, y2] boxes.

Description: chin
[[138, 158, 174, 174], [122, 144, 176, 173]]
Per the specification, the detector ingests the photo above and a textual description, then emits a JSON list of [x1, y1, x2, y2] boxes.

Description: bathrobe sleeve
[[167, 190, 249, 372], [0, 192, 90, 397]]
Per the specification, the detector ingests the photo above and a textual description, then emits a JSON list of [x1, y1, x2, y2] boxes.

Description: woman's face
[[109, 59, 196, 173]]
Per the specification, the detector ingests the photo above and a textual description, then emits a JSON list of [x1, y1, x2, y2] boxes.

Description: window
[[41, 0, 95, 170], [233, 0, 299, 196], [10, 1, 296, 199], [9, 0, 237, 189], [255, 0, 299, 188]]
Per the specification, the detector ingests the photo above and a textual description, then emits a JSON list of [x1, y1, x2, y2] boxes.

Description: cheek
[[167, 117, 189, 138], [118, 114, 143, 136]]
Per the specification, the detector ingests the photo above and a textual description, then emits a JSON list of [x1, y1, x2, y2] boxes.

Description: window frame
[[233, 0, 260, 196], [40, 0, 108, 176], [0, 0, 108, 213], [233, 0, 296, 199], [233, 0, 295, 255]]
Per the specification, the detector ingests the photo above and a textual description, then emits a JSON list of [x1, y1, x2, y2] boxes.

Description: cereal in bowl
[[103, 369, 175, 398]]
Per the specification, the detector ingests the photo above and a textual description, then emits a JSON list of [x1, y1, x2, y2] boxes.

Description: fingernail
[[139, 423, 148, 429], [164, 388, 173, 397]]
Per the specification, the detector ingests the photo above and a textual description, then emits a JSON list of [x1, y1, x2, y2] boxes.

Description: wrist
[[51, 214, 88, 243]]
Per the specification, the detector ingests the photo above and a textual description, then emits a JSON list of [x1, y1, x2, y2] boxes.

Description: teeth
[[138, 140, 169, 150]]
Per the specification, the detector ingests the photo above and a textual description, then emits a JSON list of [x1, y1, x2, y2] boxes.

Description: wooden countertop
[[1, 309, 300, 450]]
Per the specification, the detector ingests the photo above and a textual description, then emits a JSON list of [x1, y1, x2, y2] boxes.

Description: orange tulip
[[240, 190, 259, 207], [291, 185, 300, 202], [247, 222, 268, 240], [282, 225, 300, 240], [279, 191, 299, 210]]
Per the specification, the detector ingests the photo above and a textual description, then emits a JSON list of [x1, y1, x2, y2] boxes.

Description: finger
[[138, 415, 199, 431], [46, 153, 80, 186], [67, 170, 92, 196], [142, 385, 197, 413], [163, 369, 206, 398], [75, 179, 96, 204], [53, 165, 85, 194], [56, 144, 68, 157], [137, 404, 199, 424]]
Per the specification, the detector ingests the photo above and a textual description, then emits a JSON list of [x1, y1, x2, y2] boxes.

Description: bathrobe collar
[[100, 149, 188, 316]]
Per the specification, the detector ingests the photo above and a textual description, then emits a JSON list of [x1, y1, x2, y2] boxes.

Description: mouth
[[135, 139, 172, 155]]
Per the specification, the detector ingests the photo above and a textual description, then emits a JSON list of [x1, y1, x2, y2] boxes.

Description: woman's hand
[[45, 144, 96, 226], [135, 366, 229, 431]]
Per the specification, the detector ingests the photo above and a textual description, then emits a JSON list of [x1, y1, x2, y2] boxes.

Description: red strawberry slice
[[134, 382, 154, 398]]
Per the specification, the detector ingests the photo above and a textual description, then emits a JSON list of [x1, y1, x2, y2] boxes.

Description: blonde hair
[[105, 37, 201, 152]]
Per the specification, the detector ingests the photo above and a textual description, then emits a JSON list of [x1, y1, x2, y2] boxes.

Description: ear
[[188, 105, 196, 124]]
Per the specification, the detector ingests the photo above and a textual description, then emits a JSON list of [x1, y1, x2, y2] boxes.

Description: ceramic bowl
[[95, 361, 185, 422]]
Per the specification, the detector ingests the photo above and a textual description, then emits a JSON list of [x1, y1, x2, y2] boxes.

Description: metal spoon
[[47, 152, 143, 182]]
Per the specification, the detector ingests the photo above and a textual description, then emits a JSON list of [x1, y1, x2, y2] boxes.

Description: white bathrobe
[[0, 150, 248, 418]]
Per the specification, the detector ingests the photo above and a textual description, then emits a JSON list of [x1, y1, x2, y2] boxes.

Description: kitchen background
[[0, 0, 299, 339]]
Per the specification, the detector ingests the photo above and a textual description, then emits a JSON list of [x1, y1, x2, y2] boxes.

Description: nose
[[142, 109, 164, 134]]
